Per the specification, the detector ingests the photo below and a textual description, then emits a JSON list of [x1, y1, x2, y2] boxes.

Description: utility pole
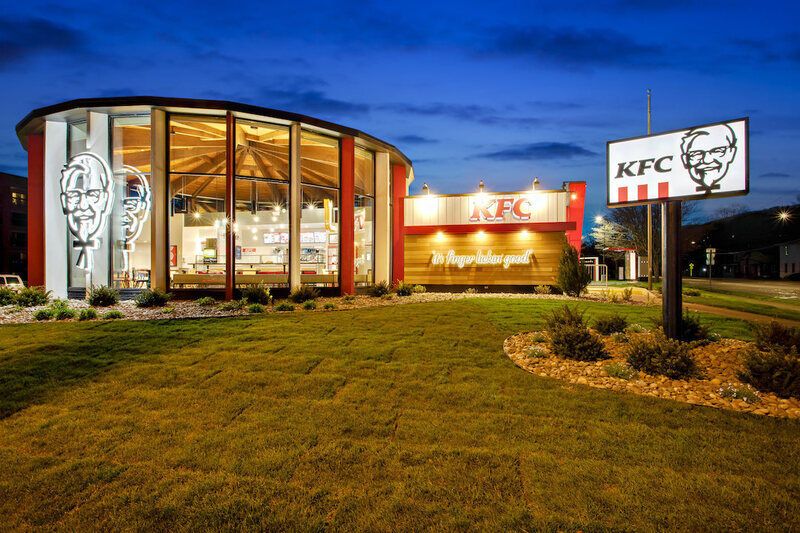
[[647, 89, 653, 291]]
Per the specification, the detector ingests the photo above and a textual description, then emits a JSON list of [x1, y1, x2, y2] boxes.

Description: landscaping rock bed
[[504, 330, 800, 419]]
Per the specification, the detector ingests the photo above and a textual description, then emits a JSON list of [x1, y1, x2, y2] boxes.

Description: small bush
[[556, 240, 591, 297], [739, 346, 800, 399], [15, 286, 50, 307], [526, 346, 548, 358], [652, 312, 711, 342], [531, 332, 547, 343], [242, 284, 272, 305], [370, 281, 391, 297], [381, 293, 394, 300], [275, 302, 295, 312], [545, 305, 586, 330], [78, 308, 98, 321], [303, 300, 317, 310], [611, 332, 629, 343], [33, 309, 53, 321], [219, 299, 246, 311], [323, 302, 336, 310], [394, 281, 414, 296], [534, 285, 552, 295], [87, 285, 120, 307], [53, 306, 76, 320], [621, 287, 634, 302], [464, 287, 477, 294], [753, 321, 800, 351], [594, 314, 628, 335], [626, 334, 696, 379], [0, 287, 16, 305], [195, 296, 217, 307], [247, 303, 265, 313], [103, 310, 123, 320], [604, 362, 638, 380], [626, 323, 646, 334], [683, 288, 701, 297], [413, 284, 426, 294], [718, 383, 760, 404], [161, 306, 175, 314], [608, 292, 620, 304], [134, 288, 171, 308], [548, 323, 609, 361], [289, 285, 320, 303], [342, 295, 356, 303]]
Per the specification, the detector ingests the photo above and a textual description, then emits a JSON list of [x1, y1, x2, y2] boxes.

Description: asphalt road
[[683, 278, 800, 299]]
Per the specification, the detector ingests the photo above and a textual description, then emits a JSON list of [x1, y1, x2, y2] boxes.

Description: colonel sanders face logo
[[60, 153, 114, 270], [120, 166, 152, 271], [680, 124, 738, 193]]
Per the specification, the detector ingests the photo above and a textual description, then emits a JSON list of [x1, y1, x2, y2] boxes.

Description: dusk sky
[[2, 0, 799, 223]]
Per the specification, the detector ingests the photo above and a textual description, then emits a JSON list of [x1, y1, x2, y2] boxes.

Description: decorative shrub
[[53, 306, 76, 321], [548, 323, 609, 361], [303, 300, 317, 310], [33, 309, 53, 321], [556, 240, 591, 297], [718, 383, 760, 404], [275, 302, 295, 312], [412, 284, 426, 294], [195, 296, 217, 307], [247, 303, 265, 313], [464, 287, 477, 294], [626, 323, 646, 334], [78, 308, 98, 321], [739, 346, 800, 399], [534, 285, 551, 295], [380, 293, 394, 300], [219, 299, 246, 311], [683, 288, 701, 297], [545, 305, 587, 330], [103, 310, 123, 320], [604, 362, 638, 380], [15, 286, 50, 307], [651, 312, 711, 342], [289, 285, 320, 303], [323, 302, 336, 310], [594, 314, 628, 335], [242, 284, 272, 305], [161, 307, 175, 314], [621, 287, 634, 302], [626, 334, 696, 379], [134, 288, 171, 308], [0, 287, 16, 306], [342, 295, 356, 303], [370, 281, 391, 297], [394, 281, 414, 296], [526, 346, 548, 358], [87, 285, 120, 307], [753, 321, 800, 351], [531, 332, 547, 343]]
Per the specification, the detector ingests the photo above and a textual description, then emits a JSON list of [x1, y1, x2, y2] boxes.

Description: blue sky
[[1, 0, 798, 223]]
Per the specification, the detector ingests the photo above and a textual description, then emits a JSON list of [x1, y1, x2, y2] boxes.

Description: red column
[[565, 181, 586, 256], [225, 112, 235, 300], [391, 163, 406, 284], [27, 133, 45, 287], [339, 137, 355, 295]]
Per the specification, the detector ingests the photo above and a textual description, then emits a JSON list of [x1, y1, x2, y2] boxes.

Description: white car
[[0, 275, 25, 292]]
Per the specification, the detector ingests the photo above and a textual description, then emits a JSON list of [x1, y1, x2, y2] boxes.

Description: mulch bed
[[504, 331, 800, 419]]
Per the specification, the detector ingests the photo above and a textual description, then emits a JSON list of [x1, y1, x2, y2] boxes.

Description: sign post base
[[662, 201, 682, 339]]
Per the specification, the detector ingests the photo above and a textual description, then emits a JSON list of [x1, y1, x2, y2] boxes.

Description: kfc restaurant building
[[17, 96, 586, 299]]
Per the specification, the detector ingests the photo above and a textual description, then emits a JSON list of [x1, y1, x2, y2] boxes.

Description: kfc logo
[[680, 124, 738, 193], [120, 166, 152, 271], [60, 153, 114, 270], [470, 196, 531, 222]]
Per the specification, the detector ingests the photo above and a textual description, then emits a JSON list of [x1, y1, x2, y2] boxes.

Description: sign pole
[[662, 200, 682, 339], [646, 89, 653, 291]]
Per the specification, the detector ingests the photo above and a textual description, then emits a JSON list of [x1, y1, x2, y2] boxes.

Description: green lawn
[[683, 290, 800, 322], [1, 299, 798, 530]]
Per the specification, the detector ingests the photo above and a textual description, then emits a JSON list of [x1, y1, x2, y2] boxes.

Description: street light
[[595, 215, 604, 224], [777, 210, 791, 222]]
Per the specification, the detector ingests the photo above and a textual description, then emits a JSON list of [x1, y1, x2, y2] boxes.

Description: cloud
[[475, 142, 597, 161], [760, 172, 790, 178], [0, 17, 84, 68], [481, 26, 664, 67], [379, 102, 543, 127], [395, 134, 439, 145]]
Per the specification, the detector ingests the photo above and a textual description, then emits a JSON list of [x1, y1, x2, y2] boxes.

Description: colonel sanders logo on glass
[[60, 152, 114, 270]]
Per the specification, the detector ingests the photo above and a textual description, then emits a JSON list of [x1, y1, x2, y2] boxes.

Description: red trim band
[[404, 221, 575, 235]]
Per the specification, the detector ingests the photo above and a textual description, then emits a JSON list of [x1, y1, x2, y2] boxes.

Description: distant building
[[0, 172, 27, 279], [780, 239, 800, 279]]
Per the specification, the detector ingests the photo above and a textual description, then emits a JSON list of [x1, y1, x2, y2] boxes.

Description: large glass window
[[301, 131, 339, 286], [168, 115, 227, 288], [111, 116, 152, 289], [354, 147, 375, 286], [67, 121, 88, 289], [233, 119, 290, 287]]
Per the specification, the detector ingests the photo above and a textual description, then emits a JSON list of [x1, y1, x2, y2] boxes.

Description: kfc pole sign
[[607, 118, 748, 207], [469, 195, 534, 222]]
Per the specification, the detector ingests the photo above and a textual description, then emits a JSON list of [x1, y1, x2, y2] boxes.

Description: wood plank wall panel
[[403, 231, 563, 285]]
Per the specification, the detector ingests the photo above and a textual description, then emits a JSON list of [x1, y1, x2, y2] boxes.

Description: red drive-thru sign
[[607, 117, 748, 207]]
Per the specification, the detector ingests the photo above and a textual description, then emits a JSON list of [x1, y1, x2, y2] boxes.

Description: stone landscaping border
[[504, 331, 800, 419]]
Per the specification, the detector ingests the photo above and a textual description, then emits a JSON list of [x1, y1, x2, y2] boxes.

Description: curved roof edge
[[15, 96, 412, 167]]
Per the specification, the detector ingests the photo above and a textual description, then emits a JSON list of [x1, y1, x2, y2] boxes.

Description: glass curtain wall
[[168, 115, 227, 288], [233, 119, 290, 287], [300, 130, 340, 287], [354, 147, 375, 286], [111, 115, 152, 289], [66, 121, 88, 289]]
